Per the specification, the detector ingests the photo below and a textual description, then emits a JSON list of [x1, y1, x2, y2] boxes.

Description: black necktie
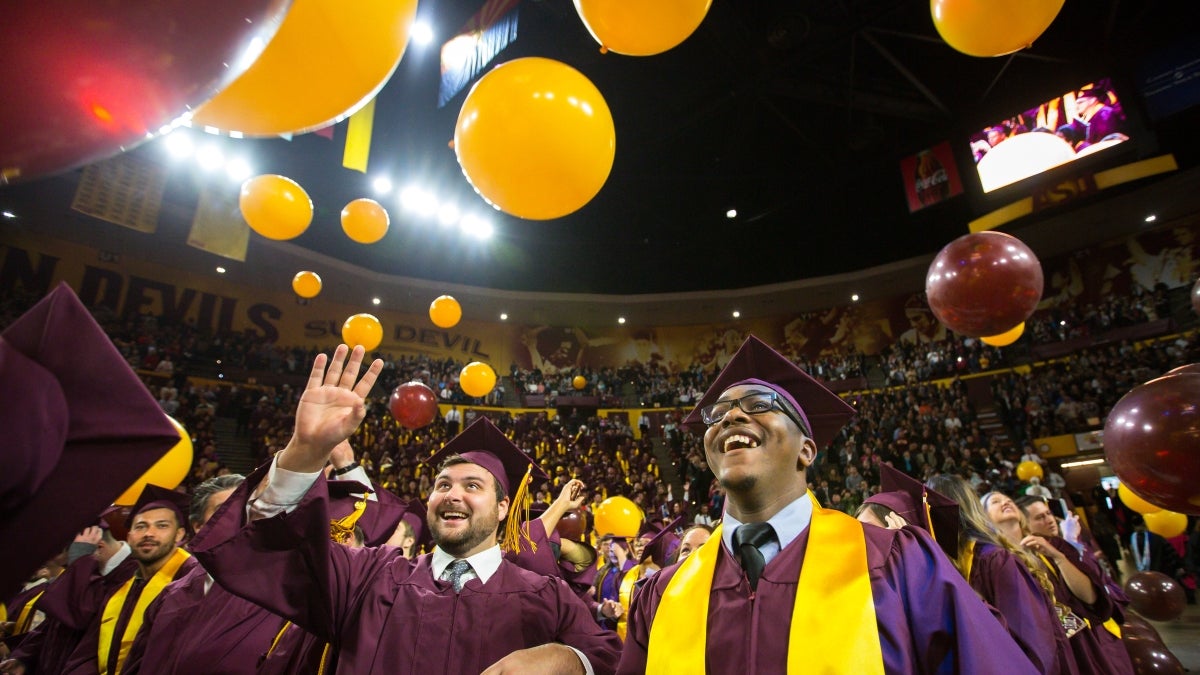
[[733, 522, 776, 591]]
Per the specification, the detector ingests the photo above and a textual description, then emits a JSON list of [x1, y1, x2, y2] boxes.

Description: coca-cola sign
[[900, 141, 963, 212]]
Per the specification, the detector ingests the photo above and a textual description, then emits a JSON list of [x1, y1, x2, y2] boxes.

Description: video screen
[[970, 77, 1131, 193]]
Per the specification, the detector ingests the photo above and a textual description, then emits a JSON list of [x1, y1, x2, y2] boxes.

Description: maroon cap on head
[[865, 464, 959, 560], [327, 479, 412, 548], [401, 498, 431, 554], [423, 416, 549, 498], [126, 484, 193, 538], [682, 335, 856, 448], [0, 283, 181, 601], [641, 516, 686, 567]]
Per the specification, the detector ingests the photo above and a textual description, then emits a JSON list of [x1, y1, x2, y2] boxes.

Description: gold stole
[[1036, 551, 1122, 639], [646, 504, 884, 674], [616, 564, 643, 641], [14, 590, 46, 634], [98, 548, 191, 674]]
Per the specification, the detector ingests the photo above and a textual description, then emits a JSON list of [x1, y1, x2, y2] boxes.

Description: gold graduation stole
[[616, 564, 643, 641], [14, 590, 46, 634], [98, 548, 191, 675], [646, 503, 884, 674]]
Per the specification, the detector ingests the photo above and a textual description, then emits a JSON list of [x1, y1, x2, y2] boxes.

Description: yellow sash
[[646, 504, 884, 674], [616, 564, 642, 641], [98, 548, 191, 675], [14, 589, 46, 635]]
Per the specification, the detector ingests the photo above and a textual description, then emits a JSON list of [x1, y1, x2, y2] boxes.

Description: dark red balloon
[[1122, 618, 1164, 644], [1104, 373, 1200, 514], [388, 381, 438, 430], [925, 231, 1044, 337], [0, 0, 291, 182], [1124, 571, 1188, 622], [1165, 363, 1200, 377], [555, 509, 587, 542], [1123, 635, 1185, 675]]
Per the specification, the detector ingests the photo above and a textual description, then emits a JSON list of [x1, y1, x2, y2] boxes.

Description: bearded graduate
[[617, 335, 1036, 674]]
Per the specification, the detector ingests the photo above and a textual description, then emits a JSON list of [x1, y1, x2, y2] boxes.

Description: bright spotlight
[[372, 176, 393, 195], [460, 214, 493, 240], [165, 132, 194, 159], [726, 209, 737, 219], [372, 297, 382, 306], [225, 158, 253, 182], [196, 145, 224, 171], [617, 317, 626, 325], [400, 186, 437, 216], [437, 204, 460, 226], [411, 21, 434, 46]]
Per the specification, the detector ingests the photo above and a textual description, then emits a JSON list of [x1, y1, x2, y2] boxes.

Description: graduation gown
[[506, 519, 602, 616], [10, 555, 137, 674], [190, 474, 623, 675], [256, 620, 332, 675], [120, 563, 288, 675], [1043, 536, 1134, 675], [970, 541, 1076, 675], [619, 523, 1037, 675]]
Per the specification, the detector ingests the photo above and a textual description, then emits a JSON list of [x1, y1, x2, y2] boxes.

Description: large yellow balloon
[[1143, 510, 1188, 539], [981, 322, 1025, 347], [460, 361, 497, 398], [594, 496, 643, 538], [341, 198, 390, 244], [931, 0, 1065, 57], [114, 416, 193, 506], [292, 271, 322, 298], [342, 313, 383, 352], [454, 57, 615, 220], [1016, 460, 1043, 482], [1119, 483, 1163, 515], [240, 174, 313, 240], [191, 0, 419, 135], [429, 295, 462, 329], [573, 375, 587, 390], [573, 0, 713, 56]]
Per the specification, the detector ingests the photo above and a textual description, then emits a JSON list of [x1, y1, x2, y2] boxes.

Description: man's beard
[[719, 475, 757, 493], [130, 539, 174, 566], [431, 509, 500, 557]]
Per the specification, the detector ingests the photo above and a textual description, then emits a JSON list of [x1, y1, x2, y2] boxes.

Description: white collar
[[102, 542, 131, 575], [431, 545, 503, 585]]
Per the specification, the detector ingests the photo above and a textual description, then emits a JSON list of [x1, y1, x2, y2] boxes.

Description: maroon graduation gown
[[119, 563, 288, 675], [507, 519, 603, 617], [970, 541, 1077, 674], [190, 473, 623, 675], [255, 620, 332, 675], [1043, 536, 1134, 675], [10, 555, 137, 674], [619, 523, 1038, 675]]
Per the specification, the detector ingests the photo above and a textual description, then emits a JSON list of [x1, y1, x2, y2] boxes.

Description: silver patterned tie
[[443, 559, 472, 592]]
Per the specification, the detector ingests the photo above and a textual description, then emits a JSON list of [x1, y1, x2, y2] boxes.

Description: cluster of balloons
[[389, 381, 438, 430], [930, 0, 1065, 57], [594, 496, 643, 537], [1122, 612, 1186, 674], [1104, 368, 1200, 515], [925, 231, 1044, 338], [114, 416, 193, 505]]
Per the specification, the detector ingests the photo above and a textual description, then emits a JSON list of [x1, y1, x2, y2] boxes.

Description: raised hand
[[554, 479, 587, 511], [74, 526, 103, 546], [279, 345, 383, 473]]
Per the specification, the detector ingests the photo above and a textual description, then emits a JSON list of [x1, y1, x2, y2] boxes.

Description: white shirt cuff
[[566, 645, 594, 675], [248, 456, 322, 520]]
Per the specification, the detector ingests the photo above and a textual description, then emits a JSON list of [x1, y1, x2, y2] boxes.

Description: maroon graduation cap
[[641, 516, 686, 567], [865, 463, 960, 560], [327, 479, 412, 548], [424, 416, 550, 552], [682, 335, 857, 448], [125, 483, 193, 538], [0, 283, 180, 600]]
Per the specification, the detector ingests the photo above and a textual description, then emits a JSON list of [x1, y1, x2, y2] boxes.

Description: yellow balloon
[[342, 313, 383, 352], [573, 375, 587, 390], [573, 0, 713, 56], [1016, 460, 1043, 482], [341, 198, 390, 244], [931, 0, 1065, 57], [981, 322, 1025, 347], [1143, 510, 1187, 539], [460, 361, 497, 398], [114, 416, 194, 505], [594, 496, 643, 538], [429, 295, 462, 329], [454, 57, 615, 220], [292, 271, 323, 298], [240, 174, 313, 240], [1119, 483, 1163, 515], [191, 0, 420, 135]]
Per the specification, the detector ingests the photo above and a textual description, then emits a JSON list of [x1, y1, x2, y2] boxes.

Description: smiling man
[[190, 345, 620, 675], [619, 336, 1035, 674]]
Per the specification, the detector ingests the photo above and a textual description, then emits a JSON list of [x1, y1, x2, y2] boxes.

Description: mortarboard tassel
[[922, 490, 936, 543], [501, 464, 536, 554], [329, 499, 368, 545]]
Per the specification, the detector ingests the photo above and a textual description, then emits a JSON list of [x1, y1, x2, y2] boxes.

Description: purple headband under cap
[[728, 377, 812, 437]]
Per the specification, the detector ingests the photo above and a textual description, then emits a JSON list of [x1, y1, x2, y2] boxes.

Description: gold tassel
[[501, 465, 536, 554], [329, 499, 368, 545], [922, 491, 936, 542]]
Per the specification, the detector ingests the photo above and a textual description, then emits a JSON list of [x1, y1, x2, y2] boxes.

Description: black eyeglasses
[[700, 391, 807, 435]]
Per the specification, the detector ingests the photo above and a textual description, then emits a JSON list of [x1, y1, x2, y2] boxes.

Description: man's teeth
[[442, 511, 468, 520], [724, 434, 760, 452]]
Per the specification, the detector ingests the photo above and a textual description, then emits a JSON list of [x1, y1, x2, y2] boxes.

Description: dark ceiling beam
[[769, 76, 943, 123], [858, 30, 950, 116], [863, 27, 1070, 63]]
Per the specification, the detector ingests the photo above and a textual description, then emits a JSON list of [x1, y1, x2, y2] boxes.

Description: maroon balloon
[[1124, 571, 1188, 622], [925, 231, 1044, 337], [555, 509, 587, 542], [1104, 373, 1200, 514], [1165, 363, 1200, 377], [388, 381, 438, 430], [0, 0, 291, 182], [1123, 635, 1185, 675], [1121, 619, 1164, 644]]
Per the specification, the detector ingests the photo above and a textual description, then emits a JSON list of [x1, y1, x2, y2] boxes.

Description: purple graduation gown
[[189, 473, 623, 675], [619, 523, 1038, 675], [507, 519, 603, 617], [1043, 536, 1134, 675], [10, 555, 137, 674], [119, 563, 288, 674], [970, 541, 1077, 674], [255, 620, 331, 675]]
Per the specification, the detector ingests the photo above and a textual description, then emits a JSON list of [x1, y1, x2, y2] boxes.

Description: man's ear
[[796, 436, 818, 471], [497, 497, 510, 523]]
